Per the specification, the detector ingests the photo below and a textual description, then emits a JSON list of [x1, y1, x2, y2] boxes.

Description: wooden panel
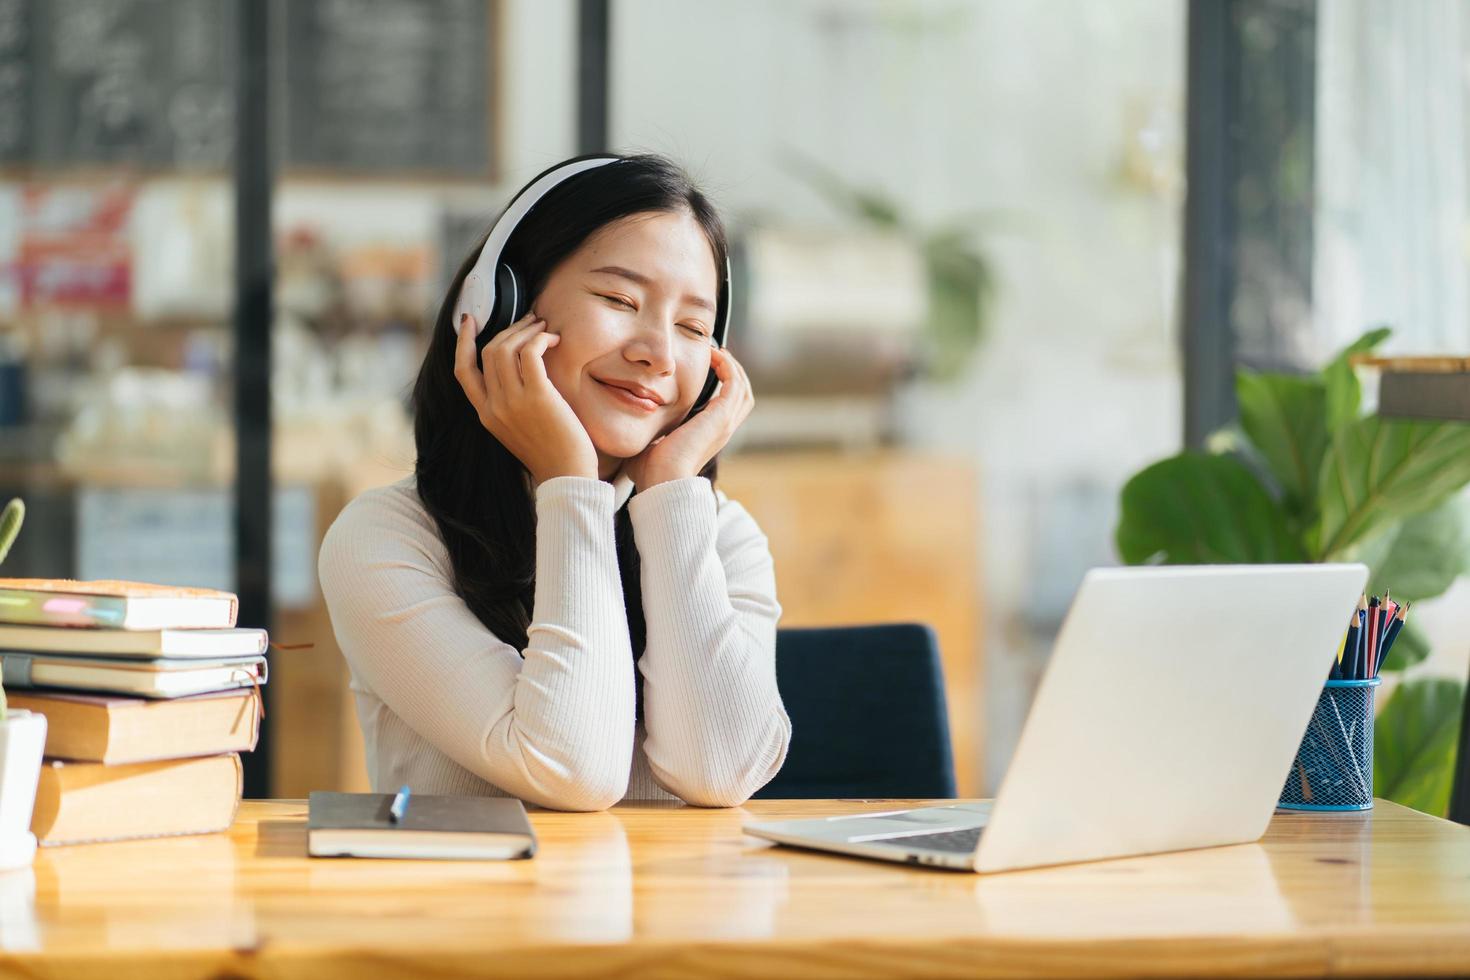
[[7, 798, 1470, 977], [718, 451, 983, 795], [271, 608, 369, 797], [271, 479, 369, 797]]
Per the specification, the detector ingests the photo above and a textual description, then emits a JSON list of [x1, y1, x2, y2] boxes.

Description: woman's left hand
[[622, 347, 754, 490]]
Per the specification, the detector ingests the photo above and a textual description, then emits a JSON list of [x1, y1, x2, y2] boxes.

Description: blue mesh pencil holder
[[1279, 678, 1378, 811]]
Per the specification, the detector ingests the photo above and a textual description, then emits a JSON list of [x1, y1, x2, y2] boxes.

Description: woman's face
[[533, 209, 720, 476]]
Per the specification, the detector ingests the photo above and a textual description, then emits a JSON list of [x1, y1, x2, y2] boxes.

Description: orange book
[[30, 754, 243, 846], [5, 690, 261, 764], [0, 579, 238, 630]]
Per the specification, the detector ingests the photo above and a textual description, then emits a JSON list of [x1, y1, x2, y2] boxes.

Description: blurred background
[[0, 0, 1466, 812]]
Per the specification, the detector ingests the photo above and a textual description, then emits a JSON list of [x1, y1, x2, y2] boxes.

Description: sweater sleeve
[[317, 477, 636, 812], [627, 476, 791, 807]]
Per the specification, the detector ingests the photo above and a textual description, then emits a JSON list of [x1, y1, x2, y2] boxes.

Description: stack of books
[[0, 578, 267, 846]]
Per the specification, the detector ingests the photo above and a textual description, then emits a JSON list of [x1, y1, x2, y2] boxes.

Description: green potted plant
[[1115, 329, 1469, 816], [0, 498, 47, 870]]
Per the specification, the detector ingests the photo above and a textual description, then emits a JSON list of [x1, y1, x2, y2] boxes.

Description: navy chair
[[754, 623, 957, 799]]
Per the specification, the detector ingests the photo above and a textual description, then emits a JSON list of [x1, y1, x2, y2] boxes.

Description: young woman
[[318, 155, 790, 811]]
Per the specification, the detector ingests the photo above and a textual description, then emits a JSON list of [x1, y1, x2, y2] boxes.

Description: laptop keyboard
[[870, 826, 984, 854]]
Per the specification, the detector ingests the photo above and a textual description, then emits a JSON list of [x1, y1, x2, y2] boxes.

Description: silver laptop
[[744, 563, 1368, 873]]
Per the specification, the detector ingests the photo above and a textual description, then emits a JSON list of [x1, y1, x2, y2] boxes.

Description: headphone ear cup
[[484, 264, 525, 341], [688, 366, 720, 417]]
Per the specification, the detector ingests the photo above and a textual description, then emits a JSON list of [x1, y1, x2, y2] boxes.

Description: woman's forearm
[[628, 477, 791, 806], [495, 476, 638, 807]]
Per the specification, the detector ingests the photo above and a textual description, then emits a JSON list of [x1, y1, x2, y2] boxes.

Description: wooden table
[[3, 798, 1469, 977]]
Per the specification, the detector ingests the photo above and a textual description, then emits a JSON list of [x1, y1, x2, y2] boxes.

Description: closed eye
[[597, 291, 708, 338]]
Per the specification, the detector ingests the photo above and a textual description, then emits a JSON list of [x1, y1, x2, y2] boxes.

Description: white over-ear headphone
[[452, 155, 623, 339], [450, 154, 732, 413]]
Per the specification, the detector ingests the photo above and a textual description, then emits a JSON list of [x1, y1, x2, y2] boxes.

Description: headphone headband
[[453, 155, 622, 336]]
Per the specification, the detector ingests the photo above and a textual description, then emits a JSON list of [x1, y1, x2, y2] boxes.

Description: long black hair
[[412, 154, 728, 679]]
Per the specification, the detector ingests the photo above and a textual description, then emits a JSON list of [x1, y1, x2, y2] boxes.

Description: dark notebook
[[307, 791, 537, 860]]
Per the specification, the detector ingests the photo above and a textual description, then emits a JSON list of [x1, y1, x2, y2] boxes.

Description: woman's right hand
[[455, 310, 599, 485]]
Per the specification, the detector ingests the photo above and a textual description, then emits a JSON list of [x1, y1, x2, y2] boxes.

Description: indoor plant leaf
[[1374, 676, 1464, 816], [781, 149, 905, 229], [923, 235, 990, 377], [1323, 325, 1392, 430], [1235, 370, 1327, 521], [1116, 452, 1307, 565], [1313, 417, 1470, 560], [1348, 497, 1469, 603]]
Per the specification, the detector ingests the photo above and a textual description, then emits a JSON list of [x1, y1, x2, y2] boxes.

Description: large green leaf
[[1374, 677, 1464, 816], [1322, 326, 1391, 429], [1235, 370, 1327, 520], [1350, 498, 1470, 603], [1313, 418, 1470, 560], [1116, 452, 1307, 565]]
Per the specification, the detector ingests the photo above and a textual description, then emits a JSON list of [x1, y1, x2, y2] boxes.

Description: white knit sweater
[[317, 472, 790, 811]]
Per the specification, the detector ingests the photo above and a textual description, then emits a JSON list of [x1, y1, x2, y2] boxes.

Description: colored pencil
[[1352, 596, 1368, 679], [1376, 604, 1409, 678], [1378, 599, 1398, 665], [1366, 596, 1381, 678]]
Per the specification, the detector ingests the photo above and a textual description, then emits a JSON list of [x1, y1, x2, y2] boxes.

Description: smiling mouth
[[596, 379, 661, 412]]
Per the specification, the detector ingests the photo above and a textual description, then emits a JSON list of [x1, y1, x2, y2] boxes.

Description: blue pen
[[389, 785, 411, 823]]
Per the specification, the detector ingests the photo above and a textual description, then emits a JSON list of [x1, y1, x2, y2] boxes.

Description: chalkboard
[[6, 0, 235, 168], [0, 0, 33, 163], [0, 0, 494, 176], [281, 0, 492, 175]]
